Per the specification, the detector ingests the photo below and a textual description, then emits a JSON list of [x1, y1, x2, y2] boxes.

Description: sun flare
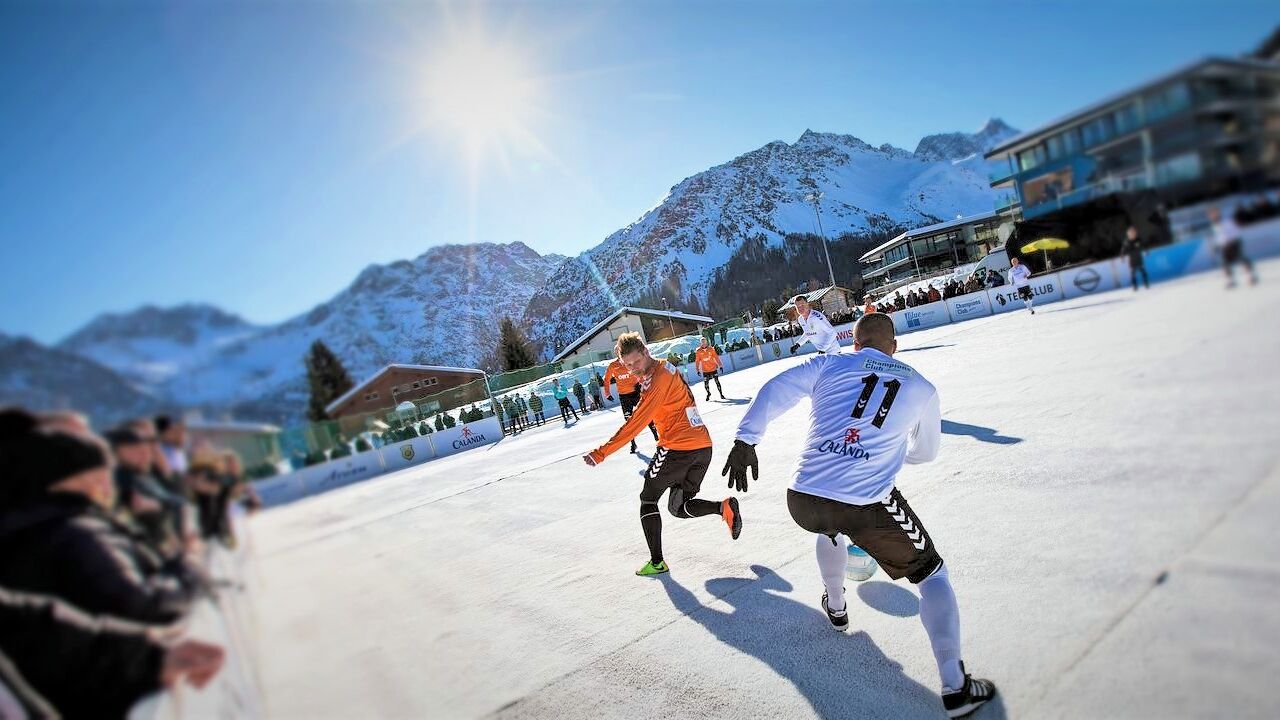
[[422, 34, 543, 159]]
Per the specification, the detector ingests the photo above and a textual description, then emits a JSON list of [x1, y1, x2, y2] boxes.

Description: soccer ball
[[845, 544, 878, 582]]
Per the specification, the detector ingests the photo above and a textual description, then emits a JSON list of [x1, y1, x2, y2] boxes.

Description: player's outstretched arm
[[735, 358, 822, 445], [905, 390, 942, 464], [588, 381, 664, 462]]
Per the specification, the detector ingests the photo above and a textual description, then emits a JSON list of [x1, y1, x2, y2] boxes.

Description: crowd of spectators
[[0, 409, 258, 715], [867, 268, 1007, 313], [1233, 194, 1280, 225]]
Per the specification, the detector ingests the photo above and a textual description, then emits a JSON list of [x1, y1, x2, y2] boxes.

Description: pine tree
[[304, 340, 354, 422], [497, 317, 538, 372]]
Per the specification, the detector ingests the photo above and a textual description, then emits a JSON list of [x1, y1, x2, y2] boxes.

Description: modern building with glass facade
[[858, 211, 1006, 291], [985, 57, 1280, 258]]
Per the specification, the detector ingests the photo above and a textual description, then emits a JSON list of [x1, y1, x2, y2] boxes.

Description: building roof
[[858, 210, 1001, 263], [552, 307, 714, 362], [325, 363, 486, 415], [780, 286, 853, 312], [986, 56, 1280, 159]]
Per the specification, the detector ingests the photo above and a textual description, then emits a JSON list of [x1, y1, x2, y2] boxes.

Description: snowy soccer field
[[248, 260, 1280, 719]]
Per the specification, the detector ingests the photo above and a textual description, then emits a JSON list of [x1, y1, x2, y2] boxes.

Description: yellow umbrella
[[1020, 237, 1070, 269]]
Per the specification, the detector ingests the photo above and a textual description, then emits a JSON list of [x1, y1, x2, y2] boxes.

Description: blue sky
[[1, 0, 1274, 343]]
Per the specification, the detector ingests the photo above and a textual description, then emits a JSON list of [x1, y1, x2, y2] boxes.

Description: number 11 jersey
[[735, 348, 941, 505]]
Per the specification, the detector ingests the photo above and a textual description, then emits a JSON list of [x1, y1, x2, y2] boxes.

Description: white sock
[[918, 563, 965, 691], [815, 533, 848, 612]]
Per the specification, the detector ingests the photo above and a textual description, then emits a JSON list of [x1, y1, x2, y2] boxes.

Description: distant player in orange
[[584, 332, 742, 576], [695, 336, 726, 402], [604, 355, 658, 454]]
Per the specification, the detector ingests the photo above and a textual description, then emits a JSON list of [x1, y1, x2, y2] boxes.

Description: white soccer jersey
[[735, 349, 941, 505], [1009, 264, 1032, 288], [797, 309, 842, 354], [1212, 216, 1240, 248]]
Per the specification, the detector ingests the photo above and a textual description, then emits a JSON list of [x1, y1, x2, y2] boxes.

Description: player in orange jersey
[[694, 336, 726, 401], [603, 355, 657, 454], [584, 332, 742, 576]]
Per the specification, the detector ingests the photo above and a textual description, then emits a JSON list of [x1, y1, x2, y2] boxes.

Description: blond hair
[[615, 332, 646, 358]]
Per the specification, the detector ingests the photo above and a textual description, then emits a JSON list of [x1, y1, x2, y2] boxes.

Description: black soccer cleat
[[821, 591, 849, 631], [942, 663, 997, 718]]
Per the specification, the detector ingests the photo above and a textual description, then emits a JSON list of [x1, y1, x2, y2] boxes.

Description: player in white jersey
[[788, 295, 842, 355], [1008, 257, 1035, 314], [1208, 206, 1258, 288], [722, 313, 995, 718]]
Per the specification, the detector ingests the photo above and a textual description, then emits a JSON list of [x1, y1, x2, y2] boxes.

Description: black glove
[[789, 343, 800, 355], [721, 439, 758, 493]]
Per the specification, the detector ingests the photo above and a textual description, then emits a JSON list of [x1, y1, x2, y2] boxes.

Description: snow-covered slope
[[58, 304, 259, 389], [524, 119, 1017, 355], [164, 242, 566, 422], [0, 333, 158, 426]]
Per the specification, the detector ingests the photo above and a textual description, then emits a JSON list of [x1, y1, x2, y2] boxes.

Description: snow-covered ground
[[247, 259, 1280, 719]]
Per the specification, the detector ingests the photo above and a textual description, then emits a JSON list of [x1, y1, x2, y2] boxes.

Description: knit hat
[[1, 407, 110, 504]]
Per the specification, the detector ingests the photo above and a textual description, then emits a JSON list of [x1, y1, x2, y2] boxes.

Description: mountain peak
[[913, 119, 1020, 162]]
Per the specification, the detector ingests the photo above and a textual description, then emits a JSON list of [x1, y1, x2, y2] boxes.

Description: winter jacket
[[0, 584, 165, 718], [0, 494, 198, 625], [529, 395, 544, 412], [553, 385, 568, 401]]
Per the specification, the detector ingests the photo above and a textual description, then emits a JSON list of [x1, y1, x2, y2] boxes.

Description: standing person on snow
[[695, 336, 726, 401], [572, 378, 589, 415], [789, 295, 842, 356], [722, 313, 996, 719], [1007, 257, 1035, 314], [1120, 226, 1149, 291], [528, 391, 545, 427], [553, 380, 578, 426], [582, 333, 741, 576]]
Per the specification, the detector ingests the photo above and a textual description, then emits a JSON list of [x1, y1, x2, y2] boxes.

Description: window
[[1112, 103, 1141, 135], [411, 382, 421, 389], [1081, 115, 1114, 147], [365, 391, 379, 401], [1018, 145, 1046, 171], [1155, 152, 1202, 186], [1046, 134, 1065, 161], [1144, 82, 1191, 122], [426, 377, 439, 387]]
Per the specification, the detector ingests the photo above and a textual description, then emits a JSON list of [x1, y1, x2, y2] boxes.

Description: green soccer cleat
[[635, 560, 669, 576]]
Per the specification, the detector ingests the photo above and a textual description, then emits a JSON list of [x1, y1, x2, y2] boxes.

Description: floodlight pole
[[806, 192, 837, 290]]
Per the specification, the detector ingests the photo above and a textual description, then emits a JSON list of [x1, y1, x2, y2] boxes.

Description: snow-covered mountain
[[524, 119, 1018, 355], [45, 119, 1016, 424], [160, 242, 566, 422], [58, 304, 259, 389], [0, 333, 158, 427], [913, 118, 1017, 162]]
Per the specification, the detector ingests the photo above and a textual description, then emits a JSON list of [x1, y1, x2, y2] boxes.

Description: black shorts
[[619, 390, 641, 418], [1017, 285, 1034, 301], [701, 370, 719, 380], [787, 488, 943, 584], [641, 447, 712, 503], [1222, 239, 1244, 264]]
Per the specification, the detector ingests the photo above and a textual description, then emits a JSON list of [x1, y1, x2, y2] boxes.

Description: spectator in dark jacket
[[107, 427, 187, 554], [0, 414, 201, 625], [0, 584, 225, 718], [1121, 225, 1149, 291], [572, 379, 589, 414]]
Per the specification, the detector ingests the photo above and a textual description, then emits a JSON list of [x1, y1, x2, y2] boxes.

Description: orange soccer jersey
[[694, 346, 721, 373], [603, 359, 640, 395], [590, 360, 710, 462]]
